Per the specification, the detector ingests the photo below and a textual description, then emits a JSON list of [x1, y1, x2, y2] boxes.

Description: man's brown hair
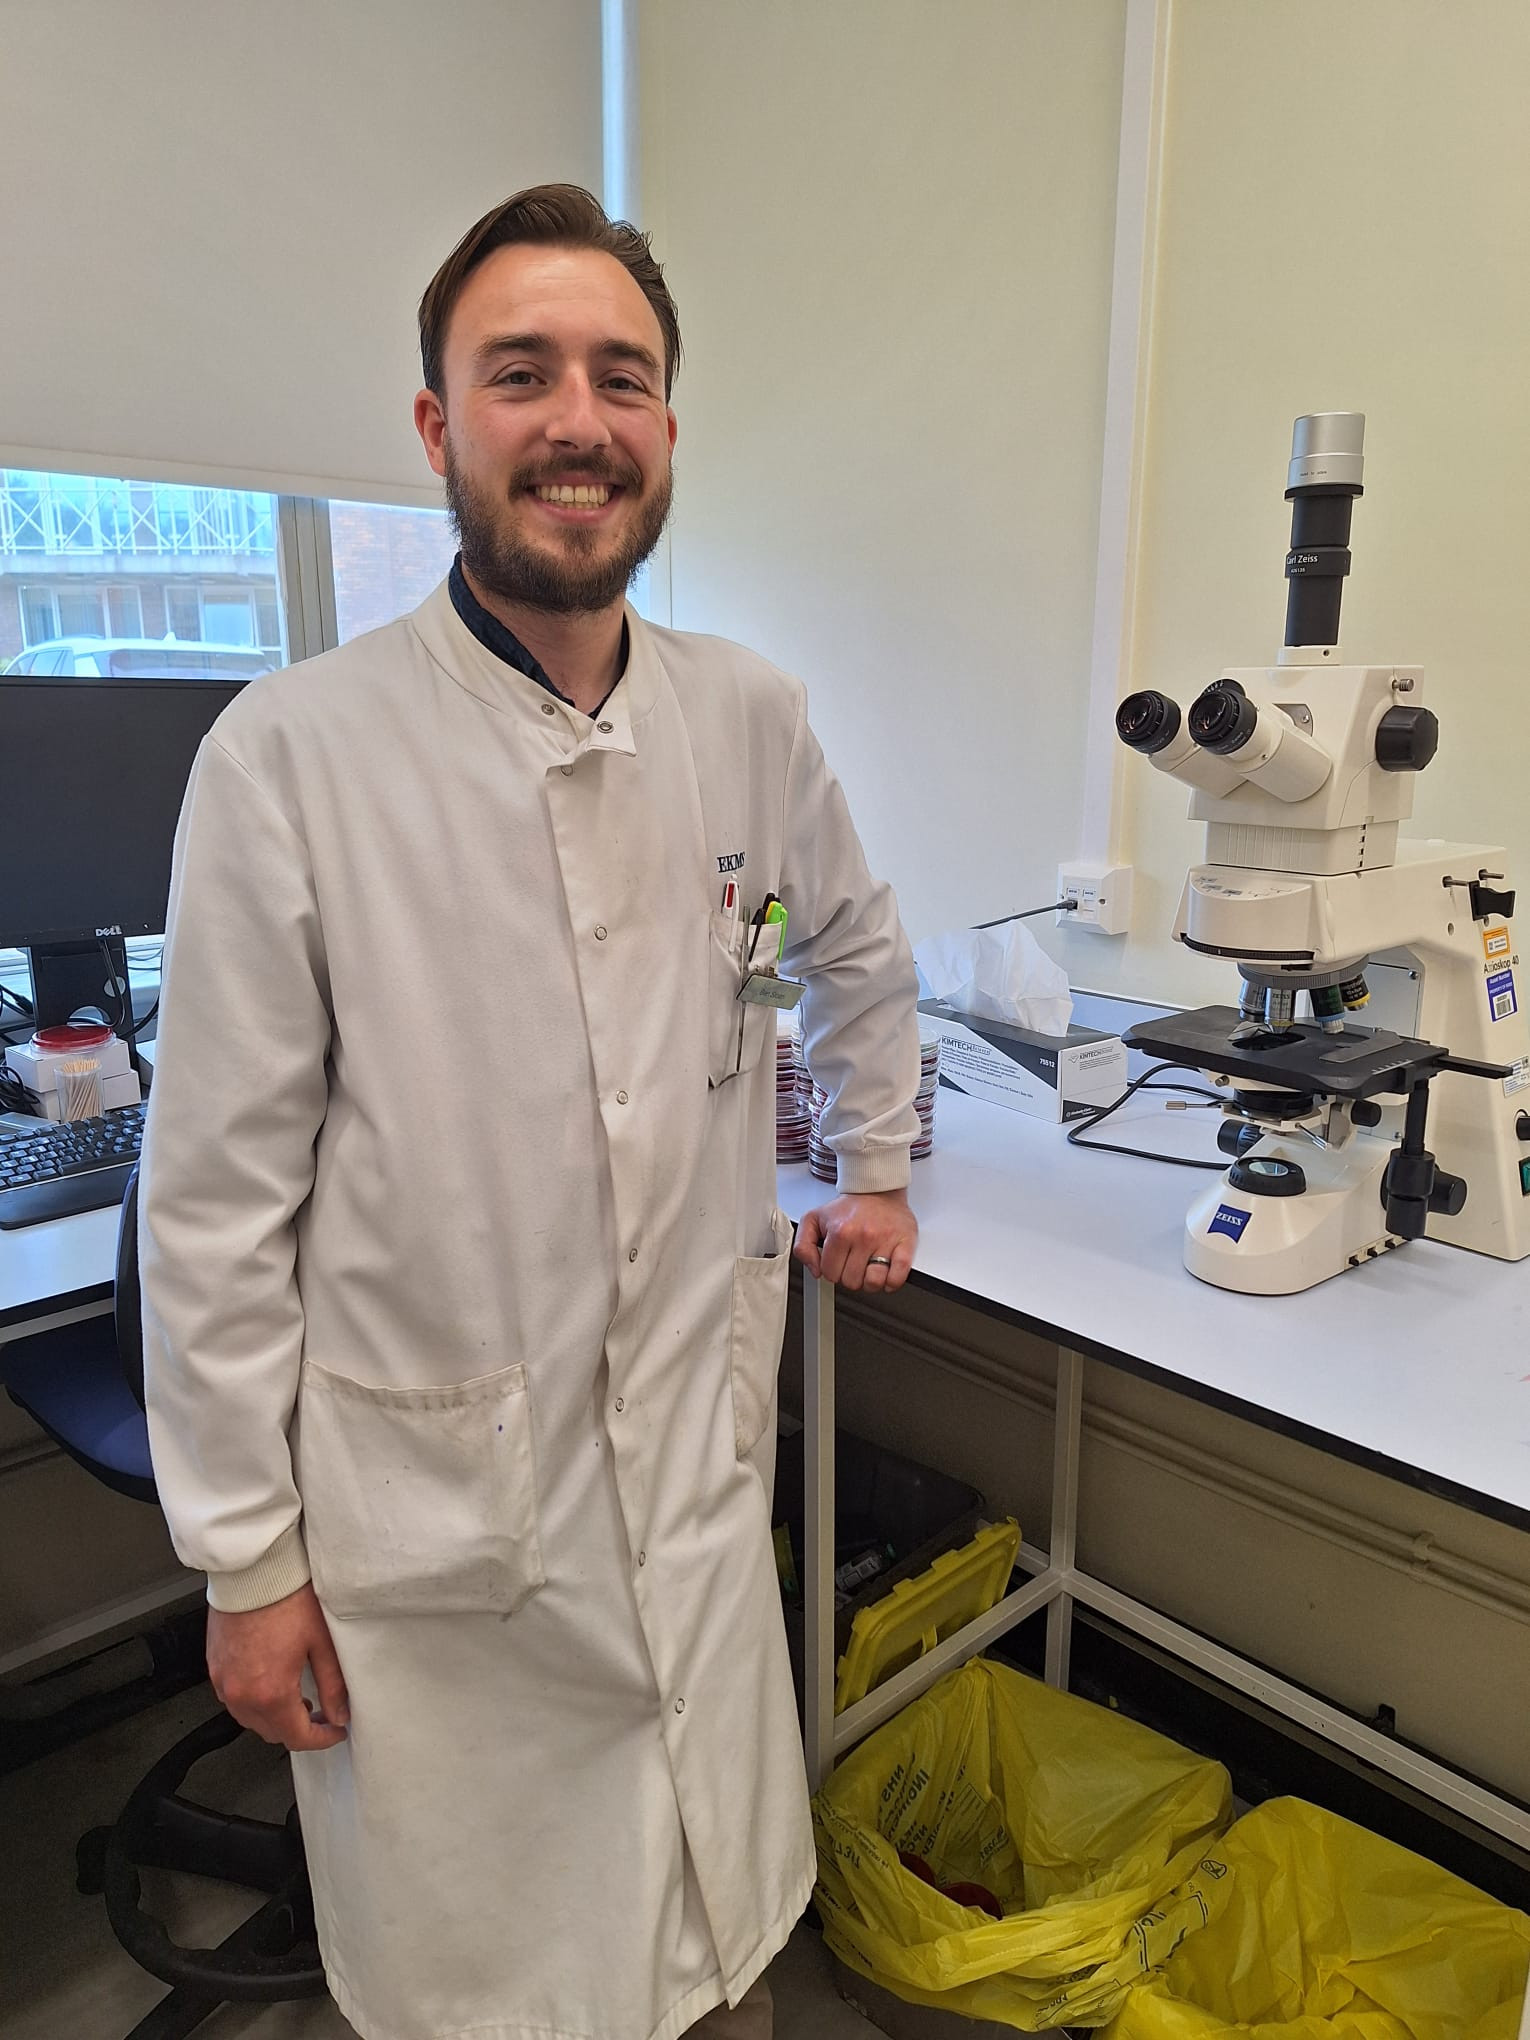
[[418, 183, 681, 401]]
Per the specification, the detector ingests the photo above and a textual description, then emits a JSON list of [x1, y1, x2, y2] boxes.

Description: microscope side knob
[[1374, 704, 1440, 773], [1216, 1118, 1263, 1158]]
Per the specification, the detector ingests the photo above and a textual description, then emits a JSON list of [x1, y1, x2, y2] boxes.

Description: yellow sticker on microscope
[[1484, 925, 1511, 961]]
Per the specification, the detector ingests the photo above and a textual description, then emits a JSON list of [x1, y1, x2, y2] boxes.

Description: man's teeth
[[535, 484, 611, 506]]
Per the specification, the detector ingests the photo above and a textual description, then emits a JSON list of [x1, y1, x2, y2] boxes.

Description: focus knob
[[1375, 705, 1439, 773]]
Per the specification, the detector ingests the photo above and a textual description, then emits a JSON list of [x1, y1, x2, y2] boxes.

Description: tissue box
[[918, 999, 1125, 1122]]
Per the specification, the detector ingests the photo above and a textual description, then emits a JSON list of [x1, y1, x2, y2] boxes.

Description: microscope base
[[1184, 1136, 1405, 1295]]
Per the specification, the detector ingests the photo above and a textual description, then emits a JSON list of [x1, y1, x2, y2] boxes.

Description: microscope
[[1115, 414, 1530, 1294]]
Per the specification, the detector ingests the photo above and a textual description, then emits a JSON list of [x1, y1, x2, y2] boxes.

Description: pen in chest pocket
[[747, 893, 785, 968]]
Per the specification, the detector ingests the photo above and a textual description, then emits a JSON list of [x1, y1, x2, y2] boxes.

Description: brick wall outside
[[330, 502, 456, 644]]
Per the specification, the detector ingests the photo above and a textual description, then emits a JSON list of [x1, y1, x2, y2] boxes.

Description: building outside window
[[0, 469, 284, 671], [3, 470, 458, 677]]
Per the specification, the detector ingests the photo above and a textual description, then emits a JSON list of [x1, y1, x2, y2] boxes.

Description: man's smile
[[525, 478, 628, 523]]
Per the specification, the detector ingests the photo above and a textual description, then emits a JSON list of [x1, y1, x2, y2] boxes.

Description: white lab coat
[[140, 585, 921, 2040]]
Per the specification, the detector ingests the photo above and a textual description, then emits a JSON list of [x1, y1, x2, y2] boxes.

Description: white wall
[[641, 0, 1127, 942]]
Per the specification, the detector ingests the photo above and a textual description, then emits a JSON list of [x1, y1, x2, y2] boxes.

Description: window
[[329, 499, 455, 644], [1, 468, 285, 673], [108, 587, 144, 636], [56, 586, 107, 638], [164, 586, 201, 642]]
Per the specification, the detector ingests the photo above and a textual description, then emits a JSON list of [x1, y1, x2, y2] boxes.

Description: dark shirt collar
[[447, 555, 627, 715]]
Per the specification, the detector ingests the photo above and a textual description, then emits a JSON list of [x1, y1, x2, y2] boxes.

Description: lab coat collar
[[410, 579, 660, 756]]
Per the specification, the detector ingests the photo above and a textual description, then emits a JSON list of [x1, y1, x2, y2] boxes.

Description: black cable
[[973, 900, 1078, 931], [1067, 1061, 1228, 1173], [0, 983, 33, 1019], [97, 935, 130, 1033]]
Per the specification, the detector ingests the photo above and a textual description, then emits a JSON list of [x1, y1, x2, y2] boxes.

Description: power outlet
[[1056, 862, 1134, 935]]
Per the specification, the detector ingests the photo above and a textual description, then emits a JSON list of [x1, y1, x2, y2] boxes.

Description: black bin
[[772, 1423, 984, 1706]]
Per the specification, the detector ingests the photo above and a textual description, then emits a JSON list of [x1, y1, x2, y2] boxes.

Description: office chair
[[1, 1165, 325, 2040]]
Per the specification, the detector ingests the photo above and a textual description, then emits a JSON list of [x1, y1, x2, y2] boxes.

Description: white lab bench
[[776, 1084, 1530, 1854]]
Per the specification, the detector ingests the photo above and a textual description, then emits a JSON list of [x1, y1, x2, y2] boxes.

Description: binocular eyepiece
[[1117, 680, 1333, 803]]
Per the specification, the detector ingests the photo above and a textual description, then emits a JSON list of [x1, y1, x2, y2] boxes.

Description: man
[[141, 184, 921, 2040]]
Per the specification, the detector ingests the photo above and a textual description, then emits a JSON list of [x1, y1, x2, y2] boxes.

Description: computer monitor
[[0, 676, 246, 1032]]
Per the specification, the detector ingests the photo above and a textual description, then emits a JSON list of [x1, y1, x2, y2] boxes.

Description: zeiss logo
[[1208, 1204, 1251, 1244], [716, 851, 746, 873]]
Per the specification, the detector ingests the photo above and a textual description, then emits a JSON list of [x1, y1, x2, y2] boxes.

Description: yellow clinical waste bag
[[1104, 1798, 1530, 2040], [812, 1658, 1233, 2030]]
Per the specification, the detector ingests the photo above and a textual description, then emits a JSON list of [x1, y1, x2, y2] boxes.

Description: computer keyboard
[[0, 1102, 145, 1230]]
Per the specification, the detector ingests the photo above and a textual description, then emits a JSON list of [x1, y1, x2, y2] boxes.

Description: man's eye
[[605, 376, 643, 393], [496, 370, 537, 387]]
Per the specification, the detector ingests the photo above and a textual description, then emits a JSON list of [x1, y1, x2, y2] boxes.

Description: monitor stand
[[23, 937, 139, 1070]]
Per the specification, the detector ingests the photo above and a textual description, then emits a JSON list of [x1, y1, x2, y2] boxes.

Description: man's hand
[[794, 1188, 918, 1294], [207, 1582, 350, 1753]]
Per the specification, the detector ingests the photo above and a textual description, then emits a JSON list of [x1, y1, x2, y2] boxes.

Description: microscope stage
[[1122, 1006, 1448, 1098]]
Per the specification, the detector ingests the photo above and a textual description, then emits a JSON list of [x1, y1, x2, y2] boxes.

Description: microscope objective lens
[[1340, 973, 1370, 1011]]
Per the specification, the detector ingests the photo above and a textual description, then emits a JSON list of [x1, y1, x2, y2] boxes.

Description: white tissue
[[915, 922, 1073, 1037]]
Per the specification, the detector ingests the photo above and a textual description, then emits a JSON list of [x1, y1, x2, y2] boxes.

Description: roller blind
[[0, 0, 603, 507]]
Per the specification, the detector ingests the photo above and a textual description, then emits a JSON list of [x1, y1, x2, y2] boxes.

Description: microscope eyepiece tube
[[1187, 681, 1333, 803], [1186, 679, 1257, 755], [1115, 690, 1180, 754], [1115, 690, 1246, 795]]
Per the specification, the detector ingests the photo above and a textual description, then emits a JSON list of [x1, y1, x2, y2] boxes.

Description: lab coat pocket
[[708, 909, 772, 1087], [730, 1207, 795, 1458], [296, 1359, 546, 1620]]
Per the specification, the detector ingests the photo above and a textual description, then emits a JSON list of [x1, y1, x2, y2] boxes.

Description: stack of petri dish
[[804, 1028, 942, 1183], [911, 1027, 941, 1159], [775, 1015, 811, 1163]]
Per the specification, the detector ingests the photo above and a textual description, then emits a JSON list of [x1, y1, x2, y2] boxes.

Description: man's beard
[[443, 440, 672, 616]]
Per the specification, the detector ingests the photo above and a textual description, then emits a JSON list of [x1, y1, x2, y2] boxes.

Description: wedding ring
[[867, 1255, 893, 1267]]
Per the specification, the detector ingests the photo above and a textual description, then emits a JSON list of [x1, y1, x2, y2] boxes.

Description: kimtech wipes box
[[919, 998, 1125, 1123]]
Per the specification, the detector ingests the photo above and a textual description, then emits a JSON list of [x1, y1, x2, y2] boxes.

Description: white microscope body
[[1117, 415, 1530, 1295]]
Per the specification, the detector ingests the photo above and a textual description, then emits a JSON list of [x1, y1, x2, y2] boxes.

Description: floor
[[0, 1684, 882, 2039]]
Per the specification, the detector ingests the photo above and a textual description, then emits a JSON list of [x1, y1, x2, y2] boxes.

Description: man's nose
[[545, 372, 611, 451]]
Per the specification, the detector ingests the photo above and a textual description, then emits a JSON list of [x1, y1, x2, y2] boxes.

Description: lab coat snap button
[[594, 925, 608, 941], [674, 1698, 685, 1715], [616, 1090, 629, 1105], [628, 1247, 639, 1263], [638, 1551, 647, 1567], [541, 702, 556, 716], [561, 764, 574, 776], [614, 1397, 625, 1413], [597, 719, 614, 734]]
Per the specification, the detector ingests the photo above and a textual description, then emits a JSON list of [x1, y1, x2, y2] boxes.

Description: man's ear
[[415, 388, 448, 477]]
